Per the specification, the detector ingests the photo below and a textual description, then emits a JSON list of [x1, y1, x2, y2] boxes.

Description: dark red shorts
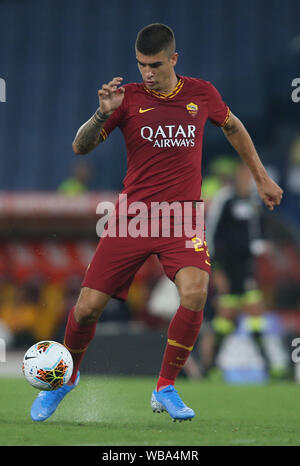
[[82, 214, 211, 300]]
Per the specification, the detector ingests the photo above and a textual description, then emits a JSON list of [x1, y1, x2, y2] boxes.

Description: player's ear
[[170, 52, 178, 67]]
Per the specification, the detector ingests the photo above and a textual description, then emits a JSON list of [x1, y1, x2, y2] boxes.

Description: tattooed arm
[[72, 110, 108, 154], [222, 112, 283, 210], [72, 76, 125, 155]]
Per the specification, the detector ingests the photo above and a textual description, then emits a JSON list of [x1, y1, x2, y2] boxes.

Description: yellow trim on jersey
[[220, 106, 231, 127], [144, 77, 184, 100], [167, 338, 193, 352], [100, 128, 108, 141]]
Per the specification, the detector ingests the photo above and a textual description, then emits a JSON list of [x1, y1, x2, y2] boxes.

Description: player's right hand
[[256, 176, 283, 211], [98, 77, 125, 115]]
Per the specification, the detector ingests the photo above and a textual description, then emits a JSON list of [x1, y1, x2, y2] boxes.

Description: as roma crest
[[186, 102, 199, 116]]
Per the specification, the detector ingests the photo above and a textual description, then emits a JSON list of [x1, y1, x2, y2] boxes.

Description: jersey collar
[[143, 76, 184, 100]]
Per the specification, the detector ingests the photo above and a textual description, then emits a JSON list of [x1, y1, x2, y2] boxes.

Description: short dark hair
[[135, 23, 176, 56]]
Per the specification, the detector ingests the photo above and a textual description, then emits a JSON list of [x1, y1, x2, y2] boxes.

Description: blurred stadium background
[[0, 0, 299, 386]]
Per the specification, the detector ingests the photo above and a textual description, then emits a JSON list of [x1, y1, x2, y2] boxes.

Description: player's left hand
[[256, 176, 283, 211]]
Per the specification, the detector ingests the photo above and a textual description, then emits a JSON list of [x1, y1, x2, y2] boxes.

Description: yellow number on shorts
[[191, 236, 204, 252]]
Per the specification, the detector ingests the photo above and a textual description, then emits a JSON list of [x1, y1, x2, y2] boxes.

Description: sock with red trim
[[64, 306, 97, 384], [156, 305, 203, 391]]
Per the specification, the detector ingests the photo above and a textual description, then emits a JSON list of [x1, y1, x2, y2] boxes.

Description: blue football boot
[[151, 385, 195, 422], [31, 371, 80, 422]]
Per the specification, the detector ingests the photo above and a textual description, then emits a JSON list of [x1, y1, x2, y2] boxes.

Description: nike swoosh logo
[[139, 107, 155, 113], [24, 355, 37, 360], [176, 357, 186, 361]]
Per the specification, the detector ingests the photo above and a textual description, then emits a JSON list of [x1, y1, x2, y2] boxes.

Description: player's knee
[[74, 288, 110, 325], [179, 282, 208, 311], [74, 301, 103, 325]]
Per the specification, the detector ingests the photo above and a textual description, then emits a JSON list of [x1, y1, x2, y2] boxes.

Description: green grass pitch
[[1, 375, 300, 446]]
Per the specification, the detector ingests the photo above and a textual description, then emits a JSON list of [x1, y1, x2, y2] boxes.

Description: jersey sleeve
[[99, 91, 127, 142], [206, 82, 230, 127]]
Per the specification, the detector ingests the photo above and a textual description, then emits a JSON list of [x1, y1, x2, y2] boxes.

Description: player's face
[[136, 49, 178, 93]]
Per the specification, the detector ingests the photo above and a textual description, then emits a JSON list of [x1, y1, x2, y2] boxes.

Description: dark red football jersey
[[100, 76, 230, 207]]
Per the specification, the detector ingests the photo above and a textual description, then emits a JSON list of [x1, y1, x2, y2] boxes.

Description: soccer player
[[31, 23, 283, 422]]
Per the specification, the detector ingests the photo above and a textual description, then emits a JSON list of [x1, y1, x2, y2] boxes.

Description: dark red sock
[[64, 306, 96, 384], [157, 305, 203, 391]]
